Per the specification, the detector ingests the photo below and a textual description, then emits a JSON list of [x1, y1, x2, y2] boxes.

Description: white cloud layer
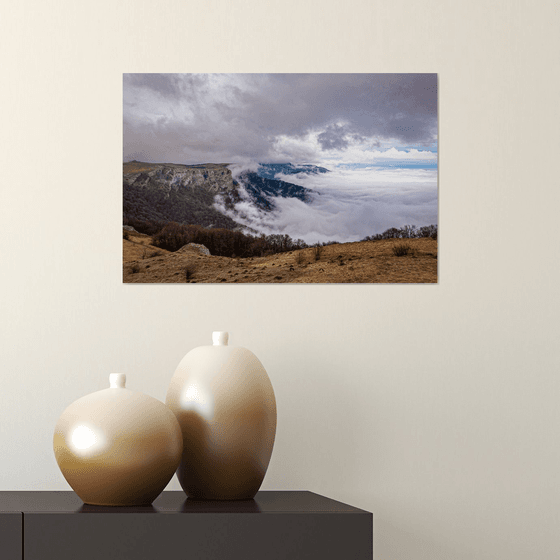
[[214, 165, 438, 244]]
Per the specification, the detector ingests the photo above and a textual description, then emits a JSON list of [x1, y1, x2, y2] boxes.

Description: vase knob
[[109, 373, 126, 388], [212, 331, 229, 346]]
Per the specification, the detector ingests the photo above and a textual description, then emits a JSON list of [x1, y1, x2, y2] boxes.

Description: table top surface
[[0, 491, 370, 514]]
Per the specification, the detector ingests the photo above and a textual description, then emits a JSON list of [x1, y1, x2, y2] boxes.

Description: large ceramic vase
[[166, 332, 277, 500], [53, 373, 183, 506]]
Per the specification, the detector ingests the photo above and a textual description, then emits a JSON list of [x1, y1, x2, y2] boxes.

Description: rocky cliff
[[123, 162, 240, 229], [124, 161, 236, 194], [123, 161, 317, 231], [231, 171, 314, 211]]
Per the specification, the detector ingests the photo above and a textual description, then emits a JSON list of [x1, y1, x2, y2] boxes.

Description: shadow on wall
[[275, 351, 372, 489]]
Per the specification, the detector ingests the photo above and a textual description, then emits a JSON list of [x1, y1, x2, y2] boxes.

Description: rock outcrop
[[123, 162, 240, 230], [125, 163, 236, 196], [177, 243, 211, 256]]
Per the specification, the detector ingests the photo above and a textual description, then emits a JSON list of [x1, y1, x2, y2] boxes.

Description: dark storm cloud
[[123, 73, 437, 164], [317, 124, 349, 150], [124, 74, 183, 98], [236, 73, 437, 142], [123, 73, 211, 102], [315, 126, 367, 150]]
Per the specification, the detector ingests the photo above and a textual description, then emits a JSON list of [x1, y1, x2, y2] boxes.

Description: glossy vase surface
[[53, 373, 183, 506], [166, 332, 277, 500]]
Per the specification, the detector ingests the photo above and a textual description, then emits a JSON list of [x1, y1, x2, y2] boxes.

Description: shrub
[[152, 221, 314, 258], [362, 224, 437, 241], [152, 222, 195, 252], [295, 251, 305, 265], [131, 263, 140, 273], [313, 245, 323, 261], [141, 248, 162, 259], [124, 218, 166, 236], [393, 243, 412, 257], [184, 263, 197, 282]]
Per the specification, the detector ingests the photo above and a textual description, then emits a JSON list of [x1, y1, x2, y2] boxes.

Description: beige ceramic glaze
[[166, 332, 277, 500], [53, 373, 183, 506]]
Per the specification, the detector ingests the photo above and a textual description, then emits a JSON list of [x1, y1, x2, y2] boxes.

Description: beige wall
[[1, 1, 559, 558]]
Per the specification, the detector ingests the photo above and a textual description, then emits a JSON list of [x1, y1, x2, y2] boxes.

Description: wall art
[[123, 73, 437, 283]]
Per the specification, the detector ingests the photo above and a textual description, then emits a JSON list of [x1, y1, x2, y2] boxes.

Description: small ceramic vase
[[166, 332, 277, 500], [53, 373, 183, 506]]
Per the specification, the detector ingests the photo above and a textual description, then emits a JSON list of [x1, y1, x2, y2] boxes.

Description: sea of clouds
[[215, 164, 438, 245]]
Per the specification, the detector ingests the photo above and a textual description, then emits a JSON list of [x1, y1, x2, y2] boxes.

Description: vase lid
[[109, 373, 126, 388], [212, 331, 229, 346]]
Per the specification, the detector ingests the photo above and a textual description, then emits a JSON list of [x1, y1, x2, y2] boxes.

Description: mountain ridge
[[123, 161, 317, 230]]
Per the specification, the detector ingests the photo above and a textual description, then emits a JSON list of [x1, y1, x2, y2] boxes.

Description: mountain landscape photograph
[[123, 73, 438, 283]]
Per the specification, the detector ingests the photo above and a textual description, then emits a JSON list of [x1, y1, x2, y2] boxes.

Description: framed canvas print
[[123, 73, 437, 283]]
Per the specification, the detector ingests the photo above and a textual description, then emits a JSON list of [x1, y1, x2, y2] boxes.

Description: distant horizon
[[123, 156, 436, 170]]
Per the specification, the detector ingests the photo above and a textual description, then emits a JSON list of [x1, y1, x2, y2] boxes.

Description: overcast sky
[[123, 73, 437, 166]]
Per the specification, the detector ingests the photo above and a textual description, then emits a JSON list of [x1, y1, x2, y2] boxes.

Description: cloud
[[214, 165, 438, 244], [317, 124, 349, 150], [227, 160, 261, 180], [123, 73, 437, 165]]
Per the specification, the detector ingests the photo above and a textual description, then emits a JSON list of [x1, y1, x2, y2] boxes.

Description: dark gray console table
[[0, 491, 372, 559]]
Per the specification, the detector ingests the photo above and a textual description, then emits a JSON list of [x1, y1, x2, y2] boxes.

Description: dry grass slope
[[123, 229, 437, 283], [123, 161, 158, 174]]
